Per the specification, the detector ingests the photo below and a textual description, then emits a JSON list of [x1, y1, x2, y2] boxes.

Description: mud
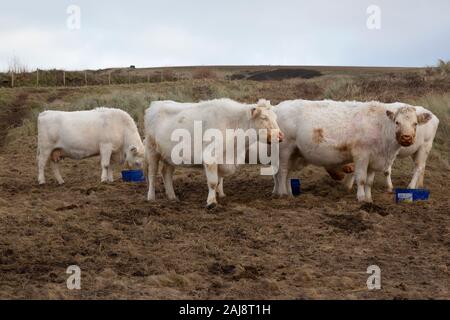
[[0, 135, 449, 299]]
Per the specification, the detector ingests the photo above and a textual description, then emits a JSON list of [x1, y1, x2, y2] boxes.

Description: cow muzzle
[[399, 135, 414, 147], [266, 130, 284, 144]]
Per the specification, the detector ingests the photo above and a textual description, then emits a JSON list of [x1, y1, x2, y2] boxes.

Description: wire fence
[[0, 68, 184, 88]]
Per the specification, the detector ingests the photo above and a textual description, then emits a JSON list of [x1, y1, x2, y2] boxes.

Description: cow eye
[[395, 121, 399, 125], [414, 122, 418, 126]]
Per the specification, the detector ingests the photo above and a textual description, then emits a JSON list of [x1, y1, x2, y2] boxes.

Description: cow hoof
[[218, 193, 226, 198], [206, 203, 217, 210], [357, 197, 366, 203]]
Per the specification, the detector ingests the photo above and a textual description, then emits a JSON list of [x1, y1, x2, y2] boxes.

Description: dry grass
[[1, 68, 450, 299]]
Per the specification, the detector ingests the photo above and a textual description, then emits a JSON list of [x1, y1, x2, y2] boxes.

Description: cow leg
[[274, 145, 295, 196], [286, 168, 293, 195], [343, 173, 355, 191], [272, 174, 279, 195], [161, 163, 178, 201], [37, 147, 52, 185], [384, 166, 393, 193], [272, 167, 284, 195], [99, 144, 113, 183], [204, 163, 219, 209], [365, 170, 376, 203], [107, 163, 114, 182], [277, 167, 290, 196], [418, 171, 425, 189], [217, 177, 226, 198], [409, 144, 431, 189], [50, 161, 64, 185], [354, 157, 369, 202], [146, 151, 160, 201]]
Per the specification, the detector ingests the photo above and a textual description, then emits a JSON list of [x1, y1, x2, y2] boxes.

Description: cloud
[[1, 0, 449, 69]]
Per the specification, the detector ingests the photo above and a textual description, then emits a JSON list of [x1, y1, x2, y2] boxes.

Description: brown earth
[[0, 74, 449, 299]]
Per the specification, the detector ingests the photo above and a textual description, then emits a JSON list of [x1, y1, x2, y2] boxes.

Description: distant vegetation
[[423, 59, 450, 77], [2, 66, 449, 155], [3, 62, 447, 88]]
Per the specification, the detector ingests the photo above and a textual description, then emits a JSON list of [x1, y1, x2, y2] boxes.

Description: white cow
[[144, 98, 284, 208], [342, 103, 439, 192], [273, 100, 432, 202], [37, 107, 145, 184]]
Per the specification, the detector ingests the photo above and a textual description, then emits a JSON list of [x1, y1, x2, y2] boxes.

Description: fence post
[[11, 71, 14, 88], [108, 72, 111, 85], [147, 74, 150, 83], [128, 71, 131, 84], [36, 69, 39, 87], [84, 71, 87, 86]]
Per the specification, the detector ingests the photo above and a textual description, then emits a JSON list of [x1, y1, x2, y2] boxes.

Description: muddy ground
[[0, 132, 449, 299], [0, 77, 449, 299]]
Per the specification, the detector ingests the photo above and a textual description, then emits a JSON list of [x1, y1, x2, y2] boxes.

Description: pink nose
[[400, 135, 413, 146]]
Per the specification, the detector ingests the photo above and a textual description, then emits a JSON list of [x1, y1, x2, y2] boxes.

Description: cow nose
[[400, 135, 413, 146], [278, 131, 284, 142]]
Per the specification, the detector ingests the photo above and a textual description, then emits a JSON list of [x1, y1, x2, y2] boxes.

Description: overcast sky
[[1, 0, 450, 70]]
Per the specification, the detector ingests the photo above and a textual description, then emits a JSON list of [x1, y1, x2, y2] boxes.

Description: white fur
[[343, 103, 439, 191], [144, 98, 281, 208], [37, 107, 144, 184], [272, 100, 433, 202]]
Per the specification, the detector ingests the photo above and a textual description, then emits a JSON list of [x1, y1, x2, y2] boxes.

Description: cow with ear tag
[[272, 100, 433, 203], [37, 107, 145, 184]]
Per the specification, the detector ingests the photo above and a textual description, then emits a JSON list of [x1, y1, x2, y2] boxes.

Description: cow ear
[[417, 112, 432, 125], [251, 107, 262, 119], [386, 110, 395, 122]]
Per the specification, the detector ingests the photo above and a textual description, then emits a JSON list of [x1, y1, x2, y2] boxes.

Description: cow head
[[386, 106, 432, 147], [125, 145, 144, 169], [250, 99, 284, 144]]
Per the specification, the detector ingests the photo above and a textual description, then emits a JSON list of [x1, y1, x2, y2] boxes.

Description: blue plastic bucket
[[395, 189, 430, 203], [121, 169, 145, 182], [290, 179, 301, 196]]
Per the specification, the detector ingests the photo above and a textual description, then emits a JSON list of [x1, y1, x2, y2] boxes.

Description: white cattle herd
[[37, 98, 438, 207]]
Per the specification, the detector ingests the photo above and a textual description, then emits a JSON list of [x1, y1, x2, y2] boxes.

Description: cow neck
[[229, 108, 252, 131], [123, 126, 142, 152]]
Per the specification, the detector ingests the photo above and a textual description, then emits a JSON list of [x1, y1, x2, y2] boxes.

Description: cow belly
[[55, 147, 99, 160], [301, 145, 350, 167], [218, 164, 237, 176]]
